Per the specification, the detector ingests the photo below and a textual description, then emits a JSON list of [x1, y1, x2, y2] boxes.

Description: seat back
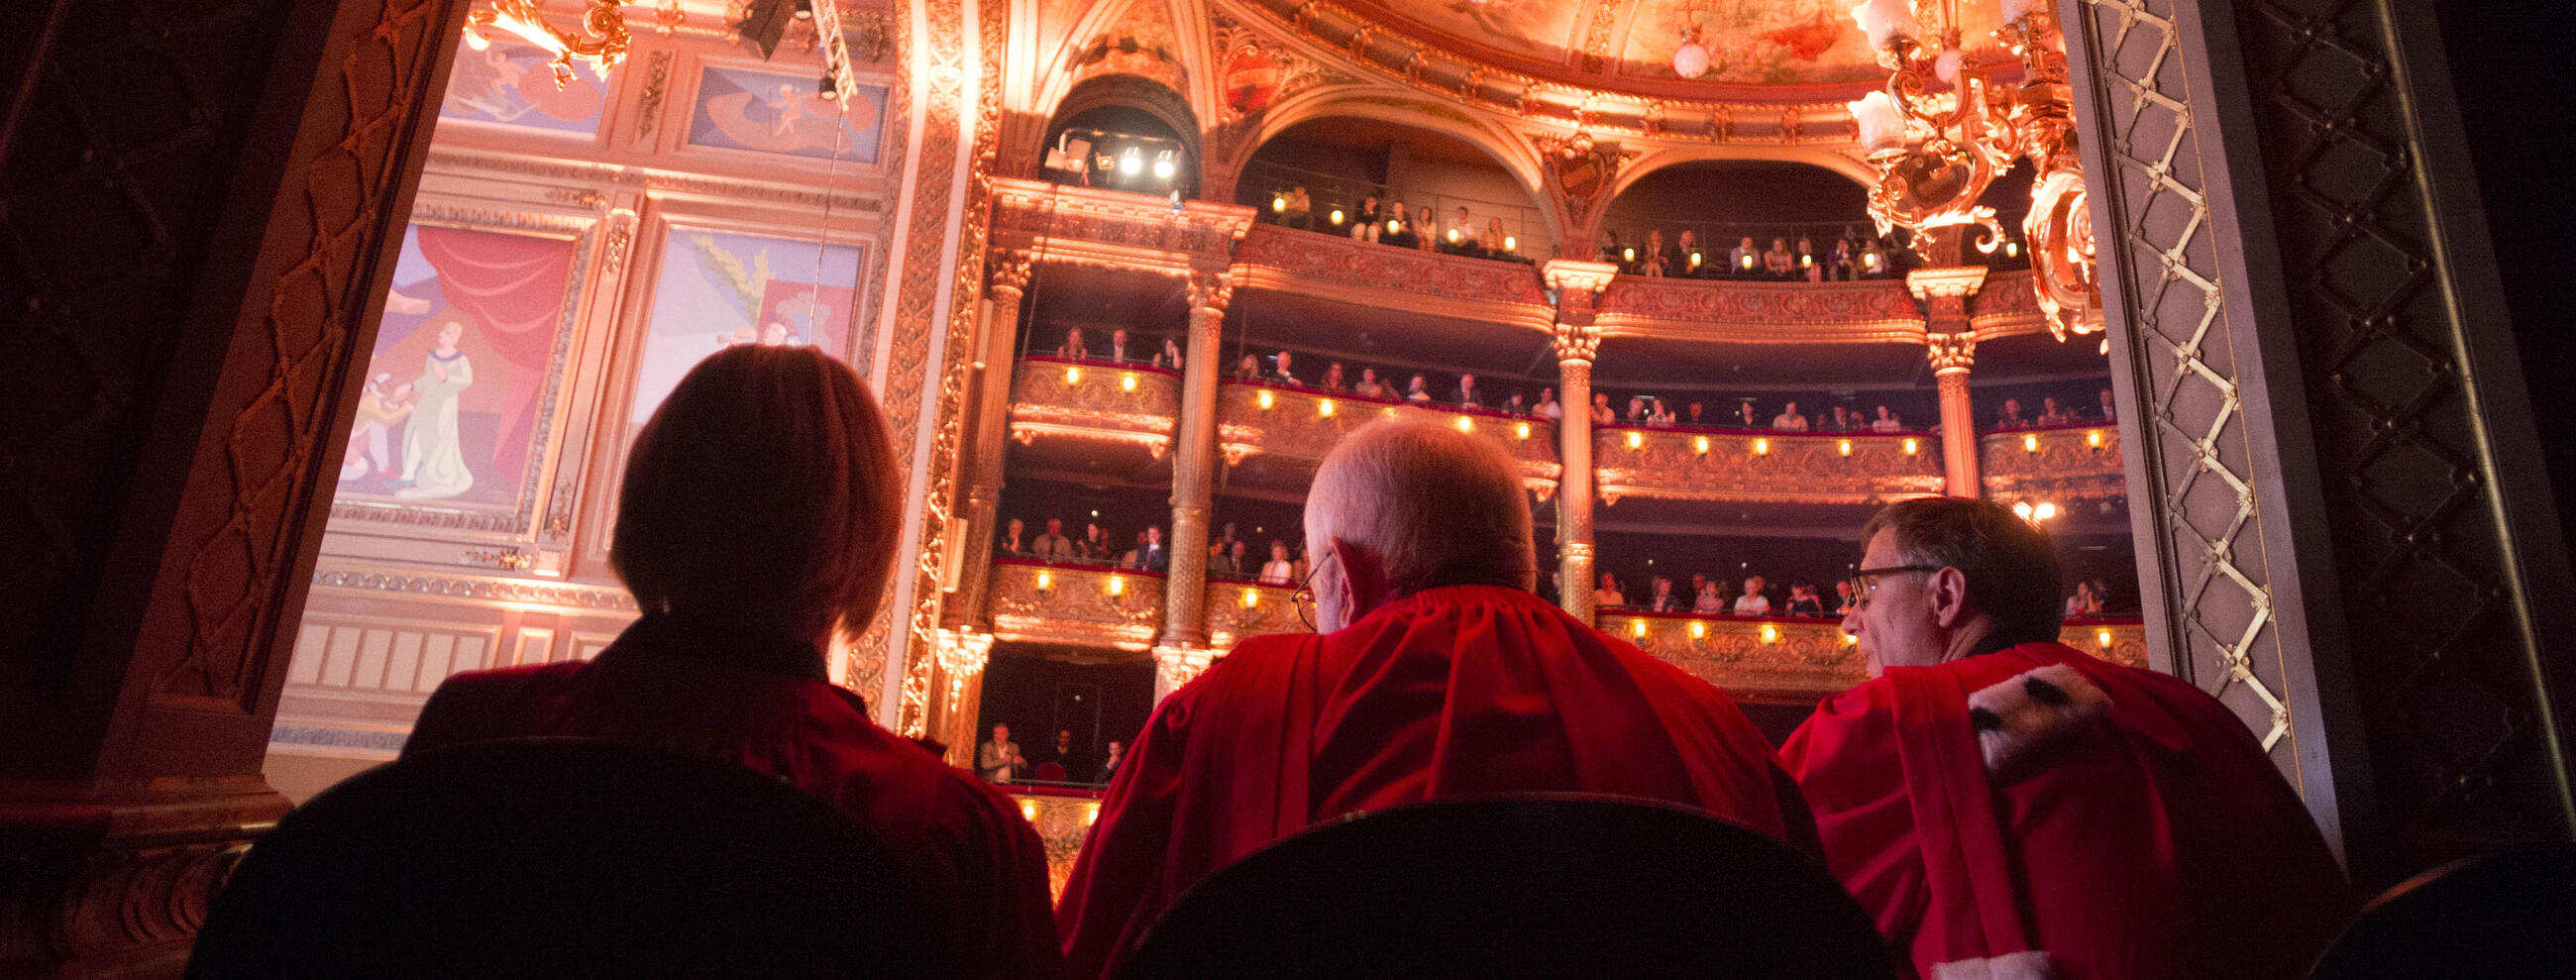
[[1121, 795, 1892, 980], [188, 738, 929, 980], [2309, 841, 2576, 979], [1033, 761, 1068, 783]]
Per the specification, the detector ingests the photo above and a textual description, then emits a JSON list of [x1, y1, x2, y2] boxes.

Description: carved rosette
[[1593, 430, 1946, 505]]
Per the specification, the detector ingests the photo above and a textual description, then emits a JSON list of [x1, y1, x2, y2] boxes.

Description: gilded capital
[[1541, 259, 1621, 296], [1905, 266, 1989, 300], [989, 251, 1033, 294], [1926, 331, 1978, 374], [1187, 270, 1234, 312], [1552, 322, 1601, 364]]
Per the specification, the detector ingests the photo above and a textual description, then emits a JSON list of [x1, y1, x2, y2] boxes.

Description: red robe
[[1055, 585, 1818, 979], [1781, 642, 2351, 980], [403, 617, 1062, 980]]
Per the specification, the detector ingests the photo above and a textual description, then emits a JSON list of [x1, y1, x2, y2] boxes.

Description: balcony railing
[[2062, 616, 2149, 669], [1232, 224, 1557, 332], [1981, 422, 2126, 504], [1010, 356, 1182, 458], [1599, 610, 2151, 703], [1591, 274, 1927, 344], [1219, 381, 1563, 493], [1592, 425, 1946, 505], [1206, 577, 1310, 651], [1005, 788, 1102, 901], [988, 559, 1164, 651]]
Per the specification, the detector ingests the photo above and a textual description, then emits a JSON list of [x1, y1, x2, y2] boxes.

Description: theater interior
[[2, 0, 2570, 973]]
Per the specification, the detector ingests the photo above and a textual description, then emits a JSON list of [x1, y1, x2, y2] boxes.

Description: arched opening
[[1041, 74, 1201, 199], [1596, 160, 1875, 278], [1237, 115, 1553, 261]]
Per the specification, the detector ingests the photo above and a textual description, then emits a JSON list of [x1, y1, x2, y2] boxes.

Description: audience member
[[997, 518, 1028, 557], [1731, 236, 1759, 276], [1736, 401, 1762, 428], [1693, 580, 1728, 613], [1771, 401, 1810, 431], [2097, 386, 2116, 421], [1232, 355, 1260, 380], [1480, 217, 1510, 255], [400, 346, 1059, 980], [1872, 405, 1903, 432], [1077, 522, 1111, 562], [1030, 518, 1074, 560], [1105, 328, 1135, 364], [1826, 405, 1855, 431], [1501, 390, 1525, 413], [1827, 237, 1854, 280], [2037, 396, 2072, 426], [1834, 579, 1859, 616], [1648, 576, 1679, 612], [1996, 397, 2028, 430], [1675, 229, 1703, 275], [1095, 740, 1124, 784], [978, 723, 1024, 783], [1783, 581, 1824, 617], [1784, 496, 2350, 979], [2064, 579, 2102, 616], [1153, 337, 1182, 371], [1406, 375, 1433, 402], [1685, 401, 1707, 426], [1044, 729, 1079, 776], [1272, 350, 1300, 385], [1627, 396, 1650, 425], [1764, 237, 1795, 277], [1214, 539, 1251, 578], [1353, 368, 1384, 398], [1591, 392, 1615, 424], [1282, 186, 1312, 230], [1642, 229, 1671, 277], [1536, 387, 1561, 420], [1455, 374, 1482, 407], [1258, 541, 1296, 586], [1733, 576, 1771, 615], [1129, 526, 1169, 573], [1383, 202, 1420, 249], [1594, 573, 1627, 609], [1320, 362, 1346, 392], [1058, 421, 1818, 977], [1349, 194, 1381, 243], [1055, 328, 1088, 360]]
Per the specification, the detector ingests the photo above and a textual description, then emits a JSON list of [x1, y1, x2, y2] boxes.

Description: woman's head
[[612, 346, 900, 644], [1270, 540, 1290, 561]]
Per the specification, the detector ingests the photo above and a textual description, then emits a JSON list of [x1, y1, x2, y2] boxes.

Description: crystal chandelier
[[463, 0, 632, 87], [1846, 0, 2101, 342]]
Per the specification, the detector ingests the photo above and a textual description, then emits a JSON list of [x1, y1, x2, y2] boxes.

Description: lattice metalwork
[[2239, 0, 2571, 865], [2068, 0, 2296, 757]]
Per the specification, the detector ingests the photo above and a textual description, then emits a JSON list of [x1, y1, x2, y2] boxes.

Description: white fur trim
[[1966, 663, 2109, 780], [1932, 950, 2060, 980]]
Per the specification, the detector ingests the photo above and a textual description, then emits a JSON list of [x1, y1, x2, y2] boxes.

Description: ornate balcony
[[1591, 274, 1927, 343], [1599, 610, 2151, 703], [1009, 356, 1182, 459], [988, 177, 1253, 275], [1206, 578, 1310, 652], [1005, 788, 1102, 900], [1232, 225, 1557, 332], [988, 560, 1165, 651], [1981, 423, 2126, 504], [1218, 381, 1563, 494], [1592, 425, 1946, 505], [2062, 616, 2150, 668]]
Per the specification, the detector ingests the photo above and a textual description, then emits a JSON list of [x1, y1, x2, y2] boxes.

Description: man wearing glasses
[[1783, 497, 2350, 980], [1057, 421, 1815, 979]]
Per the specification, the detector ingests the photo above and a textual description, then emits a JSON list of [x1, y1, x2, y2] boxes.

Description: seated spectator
[[1283, 186, 1312, 230], [1440, 205, 1477, 255], [1233, 355, 1260, 380], [1783, 581, 1824, 617], [1320, 362, 1346, 392], [1272, 350, 1300, 386], [1675, 229, 1703, 275], [1153, 337, 1183, 371], [2037, 396, 2072, 425], [1859, 239, 1887, 277], [1648, 576, 1679, 612], [1732, 576, 1771, 616], [1783, 497, 2350, 979], [1648, 399, 1676, 427], [1130, 525, 1170, 573], [1591, 392, 1616, 424], [1996, 397, 2029, 430], [1406, 375, 1433, 402], [1455, 374, 1482, 408], [1415, 213, 1441, 253], [1598, 230, 1625, 266], [1056, 327, 1089, 360], [1216, 539, 1251, 578], [1627, 396, 1651, 425], [1383, 202, 1421, 250], [1079, 522, 1113, 563], [1594, 573, 1627, 609], [1685, 401, 1707, 427], [1736, 401, 1762, 428], [1095, 740, 1124, 784], [1642, 229, 1671, 277], [1872, 405, 1904, 432], [2096, 386, 2116, 421], [1731, 236, 1760, 276], [1824, 405, 1854, 431], [1501, 390, 1526, 413], [401, 346, 1059, 980], [1828, 237, 1855, 280], [1106, 328, 1136, 364], [1693, 581, 1728, 613], [1795, 235, 1817, 276], [2064, 579, 2102, 616], [977, 723, 1024, 783], [1349, 194, 1381, 242], [1356, 368, 1390, 399], [1480, 217, 1511, 256], [1030, 517, 1074, 560], [996, 517, 1028, 557], [1258, 541, 1296, 586], [1772, 401, 1810, 431], [1764, 238, 1795, 278], [1057, 421, 1816, 977], [1536, 386, 1561, 420]]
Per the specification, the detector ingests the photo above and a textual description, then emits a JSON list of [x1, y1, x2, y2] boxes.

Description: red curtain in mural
[[413, 226, 575, 478]]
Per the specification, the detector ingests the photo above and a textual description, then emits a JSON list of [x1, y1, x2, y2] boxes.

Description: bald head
[[1304, 421, 1536, 628]]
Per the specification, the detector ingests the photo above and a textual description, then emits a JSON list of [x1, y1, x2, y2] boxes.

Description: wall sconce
[[1271, 194, 1286, 212], [1453, 415, 1474, 433], [1759, 624, 1779, 644], [1064, 367, 1082, 384], [1838, 439, 1854, 457], [1753, 438, 1771, 455], [1631, 619, 1649, 638], [2087, 430, 2103, 448], [1514, 421, 1531, 440], [1107, 576, 1125, 598], [1120, 373, 1137, 392], [1902, 438, 1920, 455], [1689, 252, 1703, 269], [1256, 390, 1274, 410], [1387, 218, 1401, 234], [1034, 570, 1052, 592], [1330, 208, 1344, 225], [1687, 621, 1706, 639], [1503, 236, 1518, 252], [2095, 628, 2113, 649], [2023, 434, 2040, 452], [1693, 435, 1710, 455], [1623, 247, 1637, 262], [1020, 799, 1039, 821], [1626, 431, 1645, 449], [1318, 398, 1336, 417], [1240, 588, 1260, 609]]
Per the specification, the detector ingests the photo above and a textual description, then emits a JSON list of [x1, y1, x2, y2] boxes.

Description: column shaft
[[1156, 274, 1231, 656], [1936, 367, 1981, 495], [1556, 356, 1597, 622], [943, 261, 1029, 631]]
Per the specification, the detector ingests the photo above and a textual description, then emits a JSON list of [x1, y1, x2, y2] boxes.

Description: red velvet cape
[[1780, 642, 2352, 979], [1054, 585, 1817, 979], [404, 621, 1062, 980]]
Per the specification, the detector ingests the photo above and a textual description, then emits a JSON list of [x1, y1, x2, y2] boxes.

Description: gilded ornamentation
[[1009, 792, 1104, 900], [1205, 580, 1309, 652], [630, 50, 674, 145], [459, 546, 532, 571], [1616, 614, 1868, 703], [1591, 275, 1926, 342], [1217, 382, 1562, 492], [1186, 270, 1234, 312], [598, 207, 636, 277], [1009, 357, 1181, 457], [424, 150, 887, 211], [1905, 266, 1988, 300], [1232, 225, 1554, 331], [1594, 429, 1946, 506], [1925, 331, 1977, 374], [988, 177, 1255, 275], [989, 562, 1165, 651], [310, 565, 640, 611], [1981, 426, 2125, 504]]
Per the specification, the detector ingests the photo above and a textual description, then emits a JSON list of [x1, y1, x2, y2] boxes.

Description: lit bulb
[[1626, 431, 1644, 449], [1330, 208, 1344, 224], [2095, 628, 2113, 649], [1107, 576, 1125, 597], [1035, 571, 1052, 591], [1453, 415, 1474, 433], [2014, 501, 2034, 520], [1120, 373, 1137, 391], [1152, 158, 1175, 180], [1120, 151, 1142, 175], [1503, 235, 1517, 251], [1693, 435, 1710, 455], [1256, 389, 1274, 409], [1240, 588, 1259, 608], [1631, 619, 1649, 638], [1753, 438, 1771, 455], [1687, 621, 1706, 639], [1271, 195, 1286, 212], [1839, 439, 1854, 456], [1760, 624, 1779, 643], [1318, 398, 1336, 417], [1623, 247, 1636, 262], [2034, 501, 2058, 521], [2087, 430, 2103, 447], [1902, 438, 1919, 455], [1514, 421, 1531, 439], [2024, 434, 2040, 452], [1064, 367, 1082, 384]]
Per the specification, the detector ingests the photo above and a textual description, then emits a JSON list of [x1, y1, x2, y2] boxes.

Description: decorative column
[[1908, 265, 1988, 497], [925, 252, 1030, 766], [1542, 260, 1619, 623], [1151, 269, 1234, 699]]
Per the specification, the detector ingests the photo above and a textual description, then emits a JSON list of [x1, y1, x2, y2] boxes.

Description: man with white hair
[[1056, 420, 1814, 978]]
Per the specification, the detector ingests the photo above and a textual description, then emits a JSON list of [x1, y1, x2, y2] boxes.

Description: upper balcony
[[989, 560, 1164, 652], [1981, 422, 2126, 505], [1205, 577, 1310, 652], [1232, 224, 1556, 332], [1601, 609, 2150, 704], [1592, 424, 1946, 506], [1009, 356, 1183, 469], [1218, 380, 1563, 495]]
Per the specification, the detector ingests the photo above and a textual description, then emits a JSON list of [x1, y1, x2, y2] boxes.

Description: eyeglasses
[[1847, 564, 1944, 611], [1293, 550, 1337, 630]]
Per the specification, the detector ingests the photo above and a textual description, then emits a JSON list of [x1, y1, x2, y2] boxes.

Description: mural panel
[[438, 41, 609, 136], [686, 63, 888, 163], [629, 227, 866, 432]]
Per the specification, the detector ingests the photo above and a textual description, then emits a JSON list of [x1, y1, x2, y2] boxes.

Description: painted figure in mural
[[394, 319, 476, 500], [340, 373, 414, 482]]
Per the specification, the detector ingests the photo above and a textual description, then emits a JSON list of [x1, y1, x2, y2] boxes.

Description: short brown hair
[[611, 346, 901, 642], [1860, 496, 2064, 645]]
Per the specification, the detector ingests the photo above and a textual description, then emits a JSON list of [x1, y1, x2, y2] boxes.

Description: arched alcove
[[1236, 115, 1556, 257], [1042, 74, 1202, 199], [1596, 160, 1873, 264]]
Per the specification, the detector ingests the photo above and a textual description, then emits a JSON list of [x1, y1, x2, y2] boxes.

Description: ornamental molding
[[989, 176, 1255, 275], [1906, 265, 1990, 300], [422, 149, 887, 212], [309, 565, 641, 611], [1541, 259, 1621, 295], [1231, 225, 1556, 332], [1591, 276, 1929, 343], [1926, 331, 1979, 374], [1593, 429, 1946, 506]]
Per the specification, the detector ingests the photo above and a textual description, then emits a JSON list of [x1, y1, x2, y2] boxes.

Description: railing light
[[1329, 208, 1343, 225], [1064, 367, 1082, 384], [1902, 438, 1920, 455], [2023, 434, 2040, 452], [1318, 398, 1336, 417], [1623, 247, 1636, 262], [1844, 631, 1859, 645], [1271, 195, 1286, 212], [1631, 619, 1649, 638], [1387, 219, 1400, 234], [1838, 439, 1854, 457], [1020, 799, 1038, 821], [2087, 430, 2103, 448], [1120, 373, 1137, 391], [1688, 251, 1702, 268], [1760, 624, 1779, 643], [1241, 588, 1260, 609], [1753, 438, 1771, 455], [1034, 570, 1052, 592], [1256, 389, 1274, 410], [1503, 235, 1517, 251], [1107, 576, 1125, 597], [2033, 501, 2057, 521], [1084, 802, 1101, 826], [1693, 435, 1710, 455], [1800, 254, 1814, 268], [1626, 431, 1644, 449], [1514, 421, 1531, 440], [1453, 415, 1474, 433], [2095, 628, 2113, 649], [1688, 621, 1706, 639], [1447, 228, 1461, 244]]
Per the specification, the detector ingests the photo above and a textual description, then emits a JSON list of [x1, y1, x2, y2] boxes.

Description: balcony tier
[[989, 560, 1165, 651], [1205, 577, 1311, 651], [1233, 225, 1556, 332], [1597, 609, 2150, 703], [1594, 425, 1946, 506], [1009, 356, 1182, 461], [1982, 422, 2127, 504], [1219, 381, 1563, 494]]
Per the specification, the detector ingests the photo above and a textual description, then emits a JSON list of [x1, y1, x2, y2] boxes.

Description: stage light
[[1151, 151, 1175, 180], [1120, 149, 1141, 175]]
